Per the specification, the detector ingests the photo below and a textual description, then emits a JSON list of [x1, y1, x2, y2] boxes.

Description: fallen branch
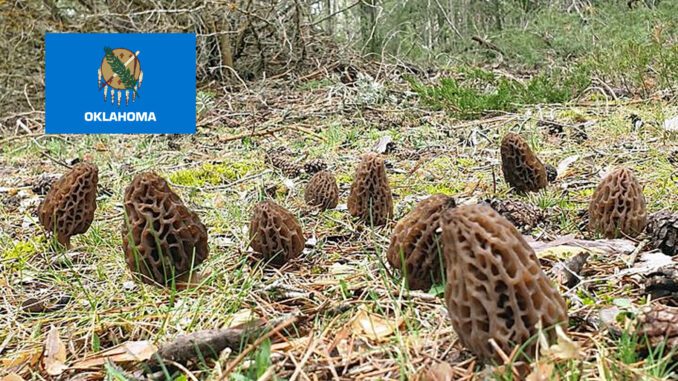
[[218, 126, 287, 143], [144, 315, 297, 372], [220, 315, 298, 378]]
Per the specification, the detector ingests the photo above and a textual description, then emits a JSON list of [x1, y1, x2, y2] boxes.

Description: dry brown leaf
[[350, 307, 402, 342], [1, 348, 41, 369], [540, 325, 582, 361], [43, 325, 68, 376], [556, 155, 579, 178], [225, 309, 257, 328], [526, 362, 557, 381], [0, 373, 26, 381], [71, 341, 157, 369], [413, 362, 455, 381]]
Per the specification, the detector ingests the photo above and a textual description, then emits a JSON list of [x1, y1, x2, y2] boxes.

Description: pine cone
[[395, 147, 421, 161], [646, 212, 677, 256], [636, 304, 678, 356], [571, 126, 588, 142], [32, 174, 59, 196], [486, 198, 544, 233], [265, 148, 302, 177], [303, 159, 328, 175], [545, 164, 558, 183], [669, 150, 678, 165]]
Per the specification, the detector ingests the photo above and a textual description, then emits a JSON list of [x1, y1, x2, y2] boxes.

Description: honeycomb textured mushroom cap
[[387, 194, 456, 290], [249, 201, 304, 266], [500, 132, 548, 193], [347, 153, 393, 226], [121, 172, 209, 287], [304, 170, 339, 210], [588, 167, 647, 239], [442, 204, 568, 363], [38, 162, 99, 248]]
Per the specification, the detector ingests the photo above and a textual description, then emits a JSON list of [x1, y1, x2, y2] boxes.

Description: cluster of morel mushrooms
[[36, 132, 675, 368]]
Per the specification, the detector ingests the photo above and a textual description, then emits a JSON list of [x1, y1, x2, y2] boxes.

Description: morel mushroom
[[122, 172, 209, 287], [387, 194, 456, 291], [442, 204, 568, 363], [304, 170, 339, 210], [500, 132, 548, 193], [38, 162, 99, 248], [249, 201, 304, 266], [588, 167, 646, 239], [347, 153, 393, 226]]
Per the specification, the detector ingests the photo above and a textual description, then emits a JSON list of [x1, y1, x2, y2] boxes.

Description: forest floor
[[0, 69, 677, 380]]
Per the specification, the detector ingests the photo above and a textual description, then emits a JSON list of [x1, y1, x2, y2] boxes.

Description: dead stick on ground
[[219, 126, 287, 143], [145, 315, 296, 372], [220, 315, 298, 379], [626, 238, 649, 267]]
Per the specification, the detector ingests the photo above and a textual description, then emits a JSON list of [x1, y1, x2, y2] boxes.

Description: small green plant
[[2, 237, 43, 270], [231, 338, 272, 380]]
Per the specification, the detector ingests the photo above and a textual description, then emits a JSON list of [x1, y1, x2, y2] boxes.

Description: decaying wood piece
[[144, 316, 296, 371]]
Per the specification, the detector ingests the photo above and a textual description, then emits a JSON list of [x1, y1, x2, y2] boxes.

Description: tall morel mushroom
[[304, 170, 339, 210], [500, 132, 548, 193], [387, 194, 456, 291], [442, 204, 568, 363], [249, 201, 304, 266], [589, 167, 646, 238], [38, 162, 99, 248], [347, 153, 393, 226], [122, 172, 209, 287]]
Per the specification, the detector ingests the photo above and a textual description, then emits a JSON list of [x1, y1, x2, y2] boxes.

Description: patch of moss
[[168, 160, 262, 187], [423, 183, 462, 196], [2, 237, 43, 269], [427, 157, 454, 172], [322, 210, 345, 229], [335, 173, 353, 185]]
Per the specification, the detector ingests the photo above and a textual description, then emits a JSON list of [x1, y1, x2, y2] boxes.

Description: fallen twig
[[145, 315, 297, 372]]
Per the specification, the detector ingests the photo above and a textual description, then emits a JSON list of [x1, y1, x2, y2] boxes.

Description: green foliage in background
[[359, 1, 676, 96], [407, 66, 590, 118]]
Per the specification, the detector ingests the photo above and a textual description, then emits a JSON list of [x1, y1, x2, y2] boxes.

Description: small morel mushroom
[[347, 153, 393, 226], [38, 163, 99, 248], [303, 159, 328, 175], [304, 170, 339, 210], [386, 194, 456, 291], [442, 204, 568, 364], [500, 132, 548, 193], [249, 201, 304, 266], [122, 172, 209, 287], [646, 211, 677, 256], [588, 167, 646, 239]]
